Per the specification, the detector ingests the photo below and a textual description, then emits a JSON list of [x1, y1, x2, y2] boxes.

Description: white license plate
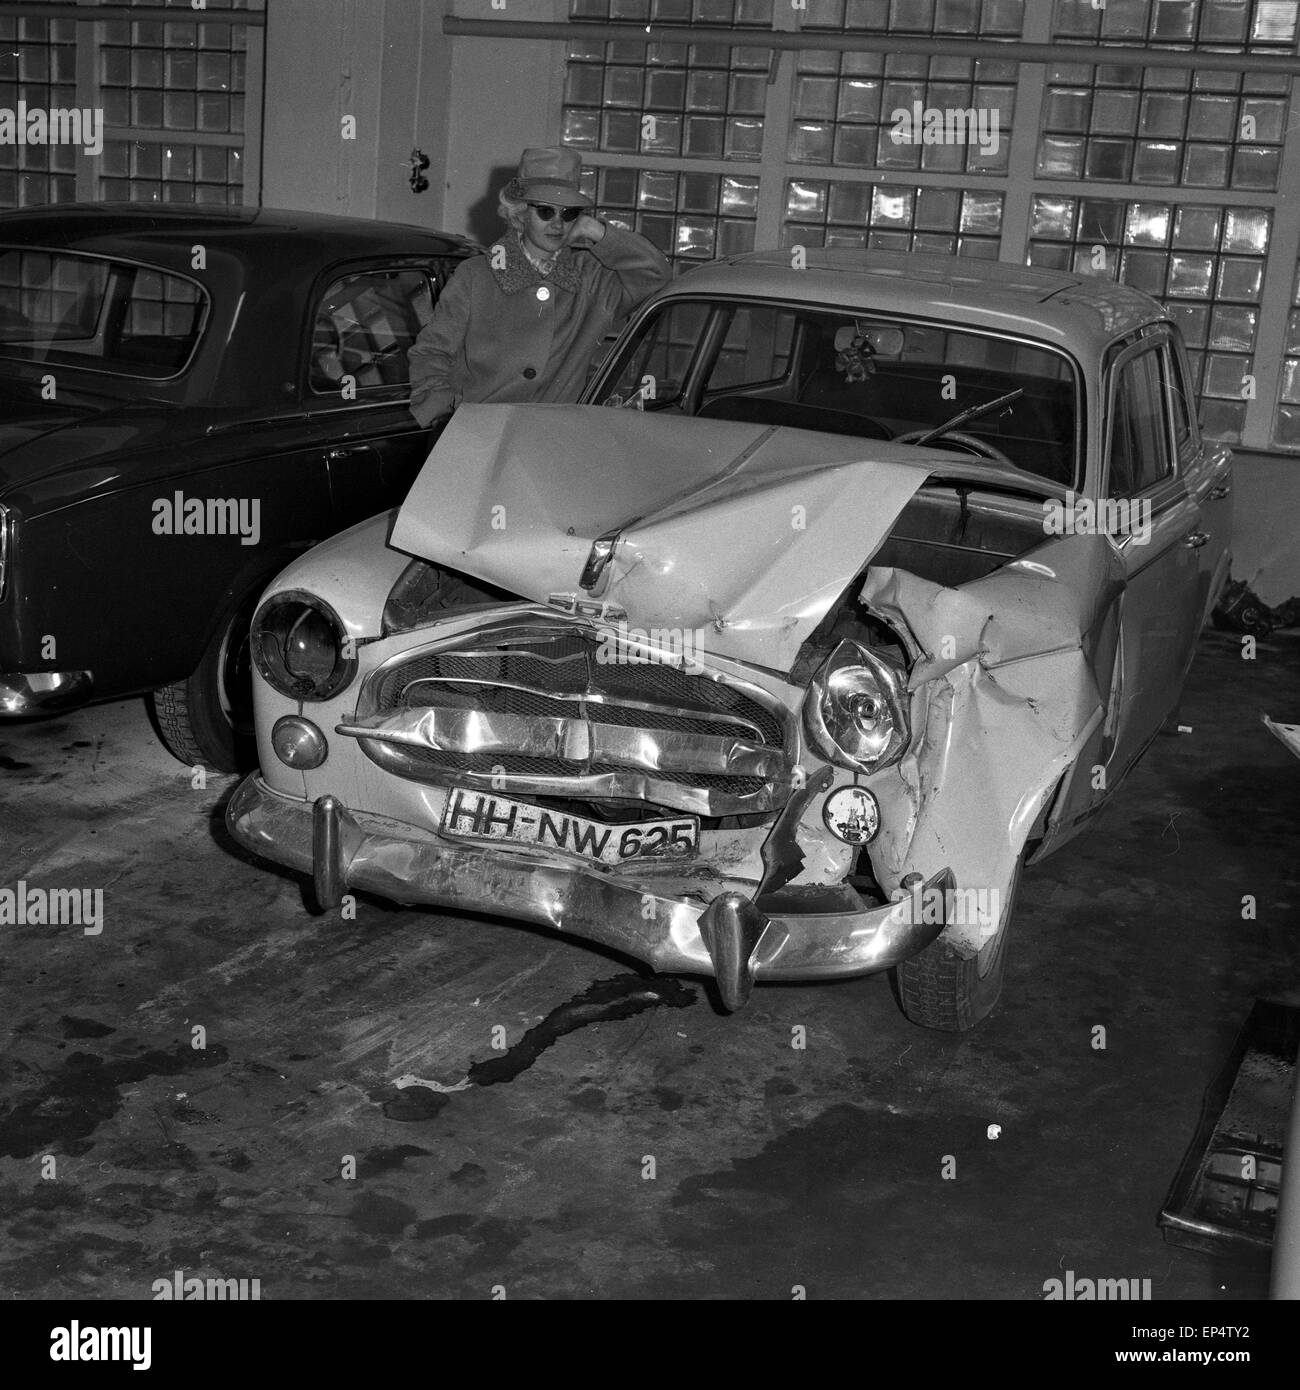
[[440, 787, 698, 866]]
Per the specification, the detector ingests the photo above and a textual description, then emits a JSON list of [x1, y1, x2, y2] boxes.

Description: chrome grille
[[346, 616, 795, 816]]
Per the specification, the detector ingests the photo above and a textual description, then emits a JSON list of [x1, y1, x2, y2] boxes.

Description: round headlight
[[804, 639, 908, 773], [252, 591, 357, 701]]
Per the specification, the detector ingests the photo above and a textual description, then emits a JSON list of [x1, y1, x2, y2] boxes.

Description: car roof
[[0, 203, 478, 262], [664, 248, 1167, 356]]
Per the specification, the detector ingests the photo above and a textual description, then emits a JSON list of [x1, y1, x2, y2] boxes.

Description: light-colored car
[[227, 250, 1233, 1029]]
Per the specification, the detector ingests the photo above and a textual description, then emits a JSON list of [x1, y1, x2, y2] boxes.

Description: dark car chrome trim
[[0, 669, 93, 715]]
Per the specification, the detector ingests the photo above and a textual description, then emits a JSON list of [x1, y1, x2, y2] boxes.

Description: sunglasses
[[528, 203, 583, 224]]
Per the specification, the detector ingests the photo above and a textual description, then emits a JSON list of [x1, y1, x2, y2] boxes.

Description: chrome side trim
[[0, 669, 93, 716]]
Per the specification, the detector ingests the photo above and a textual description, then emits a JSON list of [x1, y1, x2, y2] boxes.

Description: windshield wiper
[[908, 387, 1024, 446]]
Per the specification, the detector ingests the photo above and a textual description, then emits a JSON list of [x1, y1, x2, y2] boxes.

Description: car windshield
[[593, 297, 1080, 489], [0, 248, 208, 381]]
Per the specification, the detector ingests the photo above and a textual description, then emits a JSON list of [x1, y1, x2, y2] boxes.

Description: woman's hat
[[506, 147, 593, 209]]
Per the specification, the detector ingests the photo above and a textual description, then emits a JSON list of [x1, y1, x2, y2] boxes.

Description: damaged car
[[227, 249, 1233, 1029]]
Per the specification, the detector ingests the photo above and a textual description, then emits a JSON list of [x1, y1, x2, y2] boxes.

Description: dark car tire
[[895, 856, 1024, 1032], [150, 590, 260, 774]]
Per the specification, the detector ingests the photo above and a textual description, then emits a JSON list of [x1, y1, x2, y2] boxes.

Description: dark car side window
[[1108, 348, 1174, 499], [0, 248, 207, 380], [309, 267, 438, 398]]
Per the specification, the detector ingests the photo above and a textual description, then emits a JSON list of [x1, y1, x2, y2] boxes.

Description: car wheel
[[150, 590, 260, 774], [894, 856, 1024, 1032]]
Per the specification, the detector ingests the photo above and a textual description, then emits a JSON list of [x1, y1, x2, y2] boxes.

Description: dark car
[[0, 204, 475, 770]]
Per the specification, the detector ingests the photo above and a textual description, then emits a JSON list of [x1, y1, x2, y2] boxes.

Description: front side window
[[593, 297, 1080, 487], [309, 267, 438, 397], [1108, 348, 1174, 498], [0, 248, 206, 379]]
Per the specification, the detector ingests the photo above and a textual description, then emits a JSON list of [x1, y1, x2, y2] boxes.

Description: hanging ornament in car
[[834, 321, 876, 384]]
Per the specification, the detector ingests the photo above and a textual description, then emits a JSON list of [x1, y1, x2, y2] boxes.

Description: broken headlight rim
[[252, 590, 356, 702], [803, 639, 909, 774]]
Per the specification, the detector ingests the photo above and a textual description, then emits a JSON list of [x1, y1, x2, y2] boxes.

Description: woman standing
[[407, 147, 671, 428]]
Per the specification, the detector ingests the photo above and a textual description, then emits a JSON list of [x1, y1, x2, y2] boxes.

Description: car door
[[1168, 333, 1233, 624], [304, 258, 460, 524], [1097, 336, 1207, 789]]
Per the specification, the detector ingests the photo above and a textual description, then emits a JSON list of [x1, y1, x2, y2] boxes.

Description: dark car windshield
[[592, 297, 1081, 489], [0, 248, 207, 381]]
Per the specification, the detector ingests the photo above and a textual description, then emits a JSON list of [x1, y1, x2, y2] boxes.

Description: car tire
[[894, 856, 1024, 1032], [150, 590, 259, 775]]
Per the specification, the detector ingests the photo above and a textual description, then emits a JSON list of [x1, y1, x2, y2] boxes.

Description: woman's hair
[[498, 181, 530, 234]]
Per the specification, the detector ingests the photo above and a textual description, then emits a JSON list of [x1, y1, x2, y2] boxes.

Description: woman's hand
[[568, 214, 606, 247]]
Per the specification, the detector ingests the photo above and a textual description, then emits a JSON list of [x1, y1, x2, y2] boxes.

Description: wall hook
[[407, 148, 430, 194]]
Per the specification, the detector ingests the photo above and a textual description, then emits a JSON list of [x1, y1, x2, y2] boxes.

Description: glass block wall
[[561, 0, 1300, 452], [785, 181, 1003, 255], [567, 0, 774, 260], [1, 0, 262, 212], [1040, 0, 1298, 443], [1029, 197, 1271, 440], [0, 6, 78, 209]]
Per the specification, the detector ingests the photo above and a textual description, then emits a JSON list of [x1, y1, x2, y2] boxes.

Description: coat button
[[523, 367, 537, 379]]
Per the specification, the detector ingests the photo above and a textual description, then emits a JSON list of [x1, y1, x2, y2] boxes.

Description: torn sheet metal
[[859, 534, 1123, 953], [390, 403, 938, 672], [1264, 715, 1300, 762]]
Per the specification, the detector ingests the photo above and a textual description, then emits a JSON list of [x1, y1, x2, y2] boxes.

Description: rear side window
[[0, 248, 206, 378], [1108, 349, 1173, 498], [309, 267, 438, 396]]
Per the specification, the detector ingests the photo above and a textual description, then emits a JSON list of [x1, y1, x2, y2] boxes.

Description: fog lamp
[[272, 715, 328, 769], [822, 786, 880, 844]]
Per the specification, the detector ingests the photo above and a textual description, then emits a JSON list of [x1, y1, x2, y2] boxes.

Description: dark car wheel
[[150, 590, 260, 774], [894, 856, 1023, 1032]]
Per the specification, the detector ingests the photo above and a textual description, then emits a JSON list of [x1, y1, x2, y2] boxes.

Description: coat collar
[[486, 232, 584, 296]]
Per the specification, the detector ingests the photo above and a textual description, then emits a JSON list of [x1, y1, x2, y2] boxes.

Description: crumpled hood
[[390, 403, 937, 672]]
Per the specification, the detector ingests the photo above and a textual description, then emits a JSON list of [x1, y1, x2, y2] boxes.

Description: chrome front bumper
[[227, 774, 952, 1009], [0, 670, 93, 715]]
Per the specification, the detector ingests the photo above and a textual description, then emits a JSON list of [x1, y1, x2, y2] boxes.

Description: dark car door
[[303, 258, 461, 524]]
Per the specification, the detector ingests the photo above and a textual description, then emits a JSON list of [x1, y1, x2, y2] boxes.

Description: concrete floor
[[1, 626, 1297, 1301]]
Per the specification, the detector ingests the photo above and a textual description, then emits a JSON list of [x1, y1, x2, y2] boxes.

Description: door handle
[[325, 445, 370, 462], [1184, 530, 1210, 550], [1208, 483, 1231, 500]]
